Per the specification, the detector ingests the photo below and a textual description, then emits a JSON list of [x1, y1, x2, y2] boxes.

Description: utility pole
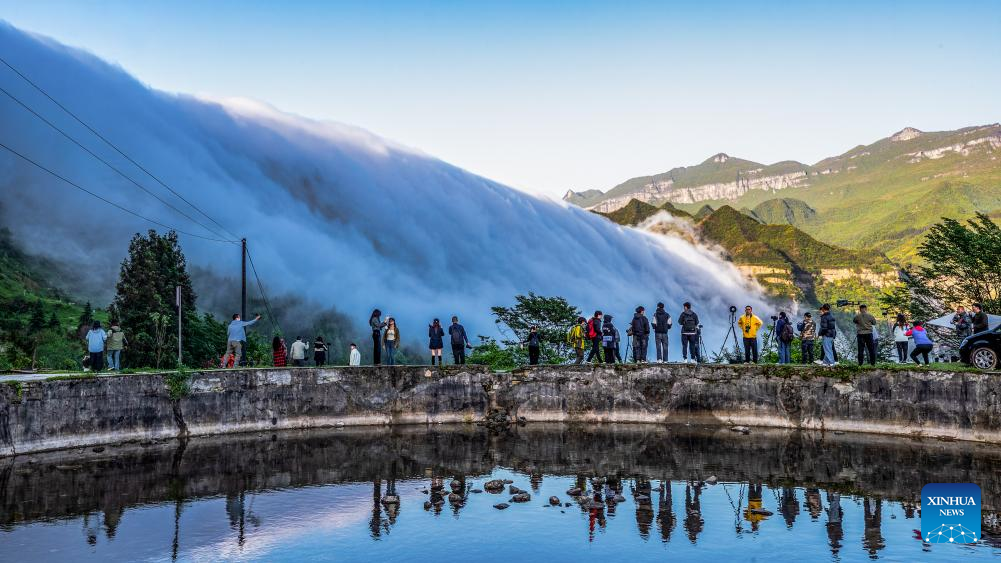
[[241, 238, 248, 322], [176, 285, 182, 367]]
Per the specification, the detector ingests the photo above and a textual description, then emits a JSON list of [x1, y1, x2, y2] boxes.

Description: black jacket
[[449, 323, 468, 345], [653, 309, 672, 334], [819, 312, 837, 338], [631, 313, 650, 337], [678, 310, 699, 334], [973, 311, 989, 333]]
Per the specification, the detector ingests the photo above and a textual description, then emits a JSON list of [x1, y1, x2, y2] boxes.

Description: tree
[[28, 299, 45, 334], [78, 301, 93, 329], [489, 293, 581, 364], [110, 230, 208, 368]]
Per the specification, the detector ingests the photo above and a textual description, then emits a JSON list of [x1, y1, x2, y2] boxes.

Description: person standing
[[775, 312, 792, 364], [853, 305, 877, 366], [313, 336, 328, 366], [678, 303, 700, 364], [290, 336, 309, 367], [737, 306, 762, 364], [349, 343, 361, 366], [85, 320, 108, 372], [567, 317, 587, 364], [892, 314, 911, 363], [818, 304, 837, 366], [383, 318, 401, 366], [586, 311, 604, 363], [272, 336, 287, 367], [525, 325, 542, 365], [448, 316, 470, 364], [952, 306, 973, 339], [428, 318, 445, 366], [653, 303, 673, 363], [630, 306, 650, 363], [906, 321, 934, 365], [369, 309, 386, 365], [602, 315, 618, 364], [972, 303, 989, 334], [223, 313, 260, 368], [106, 324, 127, 371], [797, 312, 816, 364]]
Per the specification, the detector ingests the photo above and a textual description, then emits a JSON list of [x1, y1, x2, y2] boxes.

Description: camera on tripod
[[836, 299, 863, 308]]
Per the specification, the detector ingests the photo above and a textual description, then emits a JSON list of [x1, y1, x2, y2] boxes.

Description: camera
[[729, 305, 737, 314], [770, 315, 779, 321]]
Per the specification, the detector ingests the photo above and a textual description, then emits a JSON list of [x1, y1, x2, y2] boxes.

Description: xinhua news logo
[[921, 483, 981, 544]]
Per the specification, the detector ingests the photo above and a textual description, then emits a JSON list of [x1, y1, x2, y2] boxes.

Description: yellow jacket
[[738, 314, 763, 338], [567, 324, 586, 350]]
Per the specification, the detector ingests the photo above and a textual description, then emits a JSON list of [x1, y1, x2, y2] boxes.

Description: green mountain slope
[[599, 199, 692, 226], [751, 198, 817, 227], [698, 206, 882, 270], [568, 123, 1001, 263]]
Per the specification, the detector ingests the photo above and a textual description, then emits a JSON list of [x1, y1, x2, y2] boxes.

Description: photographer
[[852, 305, 877, 366], [678, 302, 700, 364], [797, 312, 816, 364], [630, 306, 650, 363], [737, 306, 762, 364], [653, 303, 672, 363], [775, 312, 793, 364], [951, 306, 972, 339], [818, 304, 837, 366], [602, 315, 619, 364]]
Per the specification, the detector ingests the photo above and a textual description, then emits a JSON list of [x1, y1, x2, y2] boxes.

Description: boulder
[[449, 480, 463, 491], [509, 485, 524, 494], [511, 492, 532, 503], [494, 503, 510, 510], [549, 496, 561, 506], [484, 479, 505, 492]]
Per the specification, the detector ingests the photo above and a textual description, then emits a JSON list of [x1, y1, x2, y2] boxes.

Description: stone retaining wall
[[1, 364, 1000, 456]]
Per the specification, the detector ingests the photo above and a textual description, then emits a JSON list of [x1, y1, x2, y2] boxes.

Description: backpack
[[780, 322, 794, 343], [587, 319, 597, 339]]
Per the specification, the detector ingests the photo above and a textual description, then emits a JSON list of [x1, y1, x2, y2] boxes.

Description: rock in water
[[510, 492, 532, 503], [484, 479, 505, 492], [705, 475, 718, 485], [450, 479, 463, 491], [381, 494, 400, 505], [494, 503, 510, 510], [423, 501, 433, 510], [502, 479, 514, 484], [448, 493, 464, 504], [549, 496, 561, 505], [470, 489, 483, 494], [509, 485, 524, 494], [612, 494, 627, 503], [566, 487, 583, 496]]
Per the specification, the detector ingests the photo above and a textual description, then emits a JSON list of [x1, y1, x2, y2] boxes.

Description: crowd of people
[[82, 301, 993, 371]]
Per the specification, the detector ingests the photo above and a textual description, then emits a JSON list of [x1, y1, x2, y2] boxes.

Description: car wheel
[[971, 347, 999, 370]]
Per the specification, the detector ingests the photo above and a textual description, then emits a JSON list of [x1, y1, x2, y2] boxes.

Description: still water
[[2, 424, 1000, 562]]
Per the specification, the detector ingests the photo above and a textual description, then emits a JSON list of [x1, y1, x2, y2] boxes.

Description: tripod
[[718, 310, 740, 361], [697, 327, 708, 364]]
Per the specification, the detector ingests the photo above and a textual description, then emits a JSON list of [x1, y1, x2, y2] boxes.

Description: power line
[[0, 85, 232, 241], [0, 139, 238, 243], [245, 244, 282, 332], [0, 54, 241, 242]]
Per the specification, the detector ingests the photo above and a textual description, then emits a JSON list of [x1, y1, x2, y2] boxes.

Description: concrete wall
[[2, 364, 1000, 456]]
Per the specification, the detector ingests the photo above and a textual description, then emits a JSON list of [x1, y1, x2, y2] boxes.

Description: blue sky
[[1, 0, 999, 197]]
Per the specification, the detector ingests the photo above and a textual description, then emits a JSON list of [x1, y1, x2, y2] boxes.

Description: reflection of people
[[826, 491, 843, 557], [863, 497, 885, 557], [684, 482, 704, 543], [743, 483, 769, 531], [780, 487, 800, 528], [804, 487, 823, 520], [657, 481, 676, 542], [634, 477, 654, 539]]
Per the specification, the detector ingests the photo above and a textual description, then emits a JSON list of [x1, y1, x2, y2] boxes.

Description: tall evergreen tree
[[78, 301, 93, 328], [110, 230, 201, 368]]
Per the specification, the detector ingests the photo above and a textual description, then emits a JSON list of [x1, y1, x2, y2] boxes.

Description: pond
[[2, 424, 1000, 562]]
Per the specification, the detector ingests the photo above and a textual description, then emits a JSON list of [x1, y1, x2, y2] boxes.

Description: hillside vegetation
[[569, 124, 1001, 263]]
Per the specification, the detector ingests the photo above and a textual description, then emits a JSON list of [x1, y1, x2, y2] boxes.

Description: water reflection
[[1, 424, 1001, 562]]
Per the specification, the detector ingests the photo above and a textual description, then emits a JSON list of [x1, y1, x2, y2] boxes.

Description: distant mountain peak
[[711, 152, 730, 163], [891, 127, 923, 142]]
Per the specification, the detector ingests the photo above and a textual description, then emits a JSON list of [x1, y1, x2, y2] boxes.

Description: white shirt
[[290, 340, 309, 360], [893, 325, 910, 343], [349, 348, 361, 366]]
